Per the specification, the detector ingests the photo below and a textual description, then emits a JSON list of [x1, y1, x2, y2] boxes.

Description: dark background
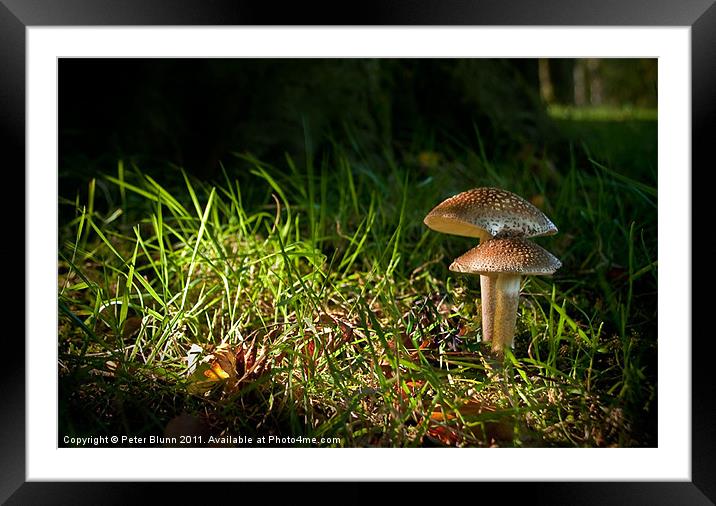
[[58, 58, 657, 191]]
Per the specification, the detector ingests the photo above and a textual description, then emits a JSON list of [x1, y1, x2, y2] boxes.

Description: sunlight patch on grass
[[548, 105, 657, 122]]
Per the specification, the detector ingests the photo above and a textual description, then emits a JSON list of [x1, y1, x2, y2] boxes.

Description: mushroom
[[449, 237, 561, 354], [423, 188, 557, 344]]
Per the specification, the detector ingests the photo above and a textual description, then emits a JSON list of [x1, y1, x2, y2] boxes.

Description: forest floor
[[58, 110, 657, 448]]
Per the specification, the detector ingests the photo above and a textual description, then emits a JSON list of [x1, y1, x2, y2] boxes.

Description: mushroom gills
[[492, 274, 521, 353], [422, 215, 488, 238]]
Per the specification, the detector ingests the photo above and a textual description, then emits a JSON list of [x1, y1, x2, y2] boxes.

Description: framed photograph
[[6, 0, 713, 502]]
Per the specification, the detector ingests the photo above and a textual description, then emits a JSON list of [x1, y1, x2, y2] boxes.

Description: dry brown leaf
[[188, 340, 270, 396], [427, 399, 514, 446], [121, 316, 143, 340], [204, 343, 237, 380], [163, 413, 211, 446]]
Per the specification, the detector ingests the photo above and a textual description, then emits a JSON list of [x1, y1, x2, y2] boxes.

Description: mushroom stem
[[474, 230, 496, 344], [480, 274, 497, 343], [492, 274, 522, 354]]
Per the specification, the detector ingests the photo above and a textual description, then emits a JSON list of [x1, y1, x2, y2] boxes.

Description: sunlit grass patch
[[58, 134, 657, 447], [547, 105, 657, 122]]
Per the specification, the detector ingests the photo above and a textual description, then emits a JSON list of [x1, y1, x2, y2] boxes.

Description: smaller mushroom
[[450, 237, 561, 355]]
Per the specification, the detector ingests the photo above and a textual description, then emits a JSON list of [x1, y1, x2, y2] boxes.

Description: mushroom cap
[[450, 237, 562, 276], [423, 187, 557, 239]]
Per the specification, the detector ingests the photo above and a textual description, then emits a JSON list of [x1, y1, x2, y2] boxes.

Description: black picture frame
[[4, 0, 713, 503]]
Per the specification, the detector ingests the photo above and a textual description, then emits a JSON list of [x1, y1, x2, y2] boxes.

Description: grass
[[58, 121, 657, 448], [547, 104, 658, 122]]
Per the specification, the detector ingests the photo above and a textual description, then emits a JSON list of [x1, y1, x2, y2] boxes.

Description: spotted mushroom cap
[[449, 237, 562, 276], [423, 187, 557, 239]]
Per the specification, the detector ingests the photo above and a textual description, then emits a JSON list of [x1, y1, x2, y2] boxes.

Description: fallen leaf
[[163, 413, 211, 446], [530, 194, 546, 208], [205, 343, 237, 379], [187, 341, 269, 396], [122, 316, 143, 340], [187, 343, 237, 394], [427, 399, 514, 446], [417, 151, 441, 169]]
